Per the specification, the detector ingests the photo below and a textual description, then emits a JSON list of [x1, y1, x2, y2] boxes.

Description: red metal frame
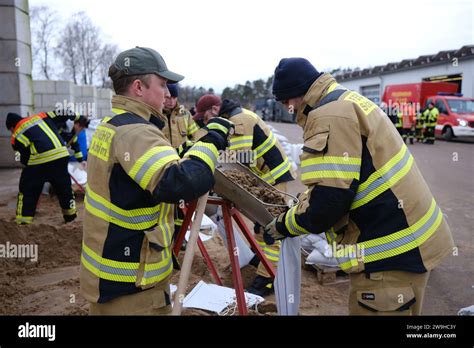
[[173, 196, 275, 315]]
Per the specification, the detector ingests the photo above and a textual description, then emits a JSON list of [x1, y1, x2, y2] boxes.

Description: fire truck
[[382, 82, 474, 140]]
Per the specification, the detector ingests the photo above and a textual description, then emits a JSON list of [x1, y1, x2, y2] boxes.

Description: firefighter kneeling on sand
[[263, 58, 454, 315], [80, 47, 234, 315], [6, 111, 78, 225]]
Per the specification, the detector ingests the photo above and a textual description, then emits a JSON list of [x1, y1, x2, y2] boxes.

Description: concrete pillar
[[0, 0, 33, 167]]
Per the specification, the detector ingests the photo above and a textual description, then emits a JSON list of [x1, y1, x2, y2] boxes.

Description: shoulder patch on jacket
[[303, 89, 347, 116], [107, 112, 150, 127]]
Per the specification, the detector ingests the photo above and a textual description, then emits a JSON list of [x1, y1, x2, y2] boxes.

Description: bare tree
[[56, 12, 112, 86], [98, 43, 119, 88], [30, 6, 58, 80], [56, 22, 80, 84]]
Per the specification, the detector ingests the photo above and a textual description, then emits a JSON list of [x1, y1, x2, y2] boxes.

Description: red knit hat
[[194, 94, 222, 120]]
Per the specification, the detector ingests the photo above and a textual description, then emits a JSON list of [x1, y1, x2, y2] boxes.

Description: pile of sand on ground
[[0, 192, 88, 315], [0, 193, 349, 315]]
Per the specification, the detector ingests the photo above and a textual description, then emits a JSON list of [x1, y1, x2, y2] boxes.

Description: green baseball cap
[[110, 46, 184, 83]]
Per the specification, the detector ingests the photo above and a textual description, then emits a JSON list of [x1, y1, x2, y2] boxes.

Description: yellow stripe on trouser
[[229, 136, 252, 150], [256, 240, 280, 262], [350, 145, 413, 210], [301, 156, 361, 182], [28, 147, 70, 165], [84, 186, 162, 230], [62, 207, 76, 216], [184, 141, 219, 172], [15, 192, 33, 224], [128, 146, 180, 190], [336, 199, 443, 271]]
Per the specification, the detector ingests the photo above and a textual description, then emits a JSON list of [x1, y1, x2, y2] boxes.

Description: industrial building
[[334, 45, 474, 104]]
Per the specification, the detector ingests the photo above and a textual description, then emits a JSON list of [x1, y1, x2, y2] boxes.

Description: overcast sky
[[30, 0, 473, 92]]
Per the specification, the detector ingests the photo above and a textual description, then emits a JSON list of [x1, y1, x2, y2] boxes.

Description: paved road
[[270, 121, 474, 315]]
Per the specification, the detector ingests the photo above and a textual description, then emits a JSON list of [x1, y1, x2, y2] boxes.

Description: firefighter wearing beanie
[[264, 58, 454, 315]]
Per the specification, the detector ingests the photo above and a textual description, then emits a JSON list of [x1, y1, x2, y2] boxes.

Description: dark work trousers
[[16, 157, 76, 224]]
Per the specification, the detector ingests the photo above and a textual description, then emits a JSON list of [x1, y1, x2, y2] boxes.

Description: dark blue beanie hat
[[6, 112, 23, 130], [272, 58, 322, 101], [167, 83, 179, 98]]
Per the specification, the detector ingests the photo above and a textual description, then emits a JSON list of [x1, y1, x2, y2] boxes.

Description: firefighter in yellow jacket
[[265, 58, 454, 315], [196, 94, 296, 296], [80, 47, 233, 315], [422, 102, 439, 144], [162, 83, 200, 148]]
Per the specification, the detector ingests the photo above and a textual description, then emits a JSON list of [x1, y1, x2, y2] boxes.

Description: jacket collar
[[296, 73, 337, 128], [111, 95, 166, 123]]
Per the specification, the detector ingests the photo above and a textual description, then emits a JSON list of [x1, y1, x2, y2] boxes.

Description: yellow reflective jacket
[[423, 107, 439, 127], [275, 73, 454, 275], [81, 95, 218, 303], [163, 103, 200, 148], [225, 108, 295, 185]]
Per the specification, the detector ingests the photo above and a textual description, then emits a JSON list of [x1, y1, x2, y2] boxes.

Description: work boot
[[246, 275, 274, 297], [64, 213, 77, 223]]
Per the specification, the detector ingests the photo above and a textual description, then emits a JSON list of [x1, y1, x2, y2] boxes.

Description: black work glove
[[254, 222, 263, 234], [199, 117, 234, 151], [263, 218, 287, 245], [177, 140, 194, 158]]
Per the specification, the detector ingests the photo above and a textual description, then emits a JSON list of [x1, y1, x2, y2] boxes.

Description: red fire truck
[[382, 82, 474, 140]]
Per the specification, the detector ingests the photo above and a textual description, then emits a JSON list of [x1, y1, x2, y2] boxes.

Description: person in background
[[6, 112, 77, 224]]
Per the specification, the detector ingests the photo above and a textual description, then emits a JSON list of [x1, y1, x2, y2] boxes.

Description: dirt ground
[[0, 174, 348, 316], [2, 124, 469, 316]]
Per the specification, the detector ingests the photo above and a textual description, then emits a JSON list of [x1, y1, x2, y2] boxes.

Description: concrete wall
[[0, 0, 33, 167], [339, 58, 474, 101], [33, 80, 112, 118]]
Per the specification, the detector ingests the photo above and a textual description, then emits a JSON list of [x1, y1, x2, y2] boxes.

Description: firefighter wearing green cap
[[80, 47, 234, 315], [265, 57, 454, 315]]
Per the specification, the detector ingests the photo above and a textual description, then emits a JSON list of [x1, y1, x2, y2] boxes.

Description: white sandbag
[[212, 210, 254, 269], [275, 237, 301, 315], [300, 236, 315, 250], [458, 305, 474, 315], [306, 248, 339, 267], [313, 239, 331, 255], [68, 162, 87, 185]]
